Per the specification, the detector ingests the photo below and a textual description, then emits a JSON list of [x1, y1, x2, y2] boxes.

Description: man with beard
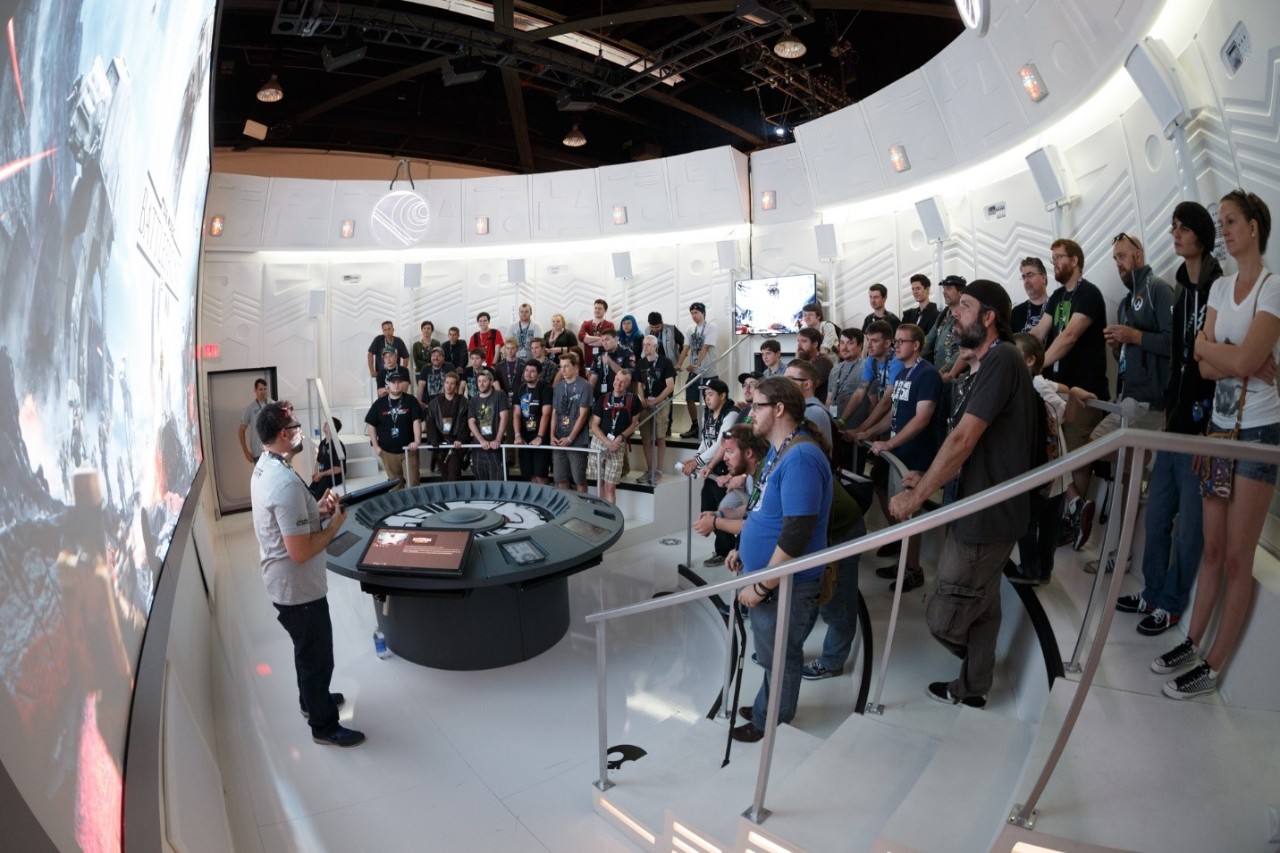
[[1032, 238, 1111, 550], [1080, 233, 1173, 565], [1119, 202, 1223, 634], [1012, 258, 1050, 334], [364, 369, 423, 489], [425, 372, 468, 481], [416, 346, 449, 406], [923, 275, 968, 381], [791, 326, 833, 400], [467, 369, 510, 480], [252, 402, 365, 747], [891, 281, 1037, 708], [692, 423, 767, 550], [726, 377, 832, 742]]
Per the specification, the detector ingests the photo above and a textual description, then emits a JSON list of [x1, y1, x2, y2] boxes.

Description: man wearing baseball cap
[[364, 368, 423, 490], [890, 279, 1038, 708]]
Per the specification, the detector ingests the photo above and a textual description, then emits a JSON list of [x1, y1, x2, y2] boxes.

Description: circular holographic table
[[326, 480, 624, 669]]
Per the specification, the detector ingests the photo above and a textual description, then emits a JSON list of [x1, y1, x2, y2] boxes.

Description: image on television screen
[[733, 274, 818, 334]]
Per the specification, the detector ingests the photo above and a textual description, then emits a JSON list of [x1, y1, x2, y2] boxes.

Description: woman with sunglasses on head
[[1154, 189, 1280, 700]]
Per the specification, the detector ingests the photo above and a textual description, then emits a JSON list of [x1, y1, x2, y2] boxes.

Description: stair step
[[749, 712, 940, 851], [876, 707, 1036, 851]]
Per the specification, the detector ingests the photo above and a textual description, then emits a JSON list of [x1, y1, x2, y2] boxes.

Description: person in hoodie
[[1081, 233, 1173, 571], [1115, 202, 1222, 636]]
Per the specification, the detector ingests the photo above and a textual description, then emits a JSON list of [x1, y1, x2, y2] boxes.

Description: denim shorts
[[1234, 422, 1280, 485]]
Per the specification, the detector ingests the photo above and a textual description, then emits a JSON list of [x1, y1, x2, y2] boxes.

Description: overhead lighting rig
[[743, 44, 850, 129]]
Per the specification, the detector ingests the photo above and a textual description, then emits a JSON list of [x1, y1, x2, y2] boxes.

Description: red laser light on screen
[[0, 147, 57, 183], [7, 19, 24, 115]]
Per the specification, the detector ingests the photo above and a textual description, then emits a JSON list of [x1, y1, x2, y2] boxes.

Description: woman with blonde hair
[[1155, 188, 1280, 699], [544, 312, 579, 362]]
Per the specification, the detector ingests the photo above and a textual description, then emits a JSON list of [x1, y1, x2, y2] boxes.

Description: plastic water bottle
[[373, 629, 391, 659]]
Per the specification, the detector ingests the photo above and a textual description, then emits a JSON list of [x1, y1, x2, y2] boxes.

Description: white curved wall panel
[[666, 148, 750, 228], [596, 160, 673, 233], [530, 169, 601, 240], [420, 178, 465, 246], [261, 264, 322, 408], [795, 105, 885, 208], [924, 31, 1027, 156], [967, 171, 1056, 287], [263, 179, 334, 248], [1120, 99, 1183, 276], [750, 143, 817, 223], [204, 174, 269, 249], [865, 71, 958, 185], [463, 174, 532, 245], [329, 180, 407, 249], [327, 262, 404, 402], [201, 260, 264, 366], [833, 216, 898, 327]]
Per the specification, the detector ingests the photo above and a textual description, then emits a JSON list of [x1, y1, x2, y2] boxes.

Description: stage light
[[322, 42, 367, 73], [474, 216, 489, 236], [340, 219, 355, 239], [612, 205, 628, 225], [774, 32, 806, 59], [442, 56, 487, 86], [208, 215, 225, 236], [256, 74, 283, 103], [562, 123, 586, 147], [760, 190, 777, 211]]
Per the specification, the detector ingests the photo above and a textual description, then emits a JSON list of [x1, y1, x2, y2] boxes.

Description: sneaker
[[1073, 499, 1096, 551], [890, 567, 924, 593], [635, 471, 653, 485], [926, 681, 987, 708], [703, 554, 726, 567], [738, 705, 754, 721], [679, 427, 699, 439], [1084, 551, 1129, 575], [1151, 638, 1199, 674], [1162, 662, 1217, 700], [730, 722, 765, 743], [300, 692, 346, 718], [1137, 608, 1179, 636], [312, 726, 366, 748], [649, 471, 663, 484], [1116, 594, 1152, 614], [801, 661, 843, 680], [875, 565, 898, 579]]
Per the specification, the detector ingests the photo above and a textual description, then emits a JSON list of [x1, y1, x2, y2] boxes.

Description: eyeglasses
[[1050, 253, 1069, 262], [1112, 232, 1143, 251], [892, 338, 915, 346], [284, 422, 302, 432], [750, 401, 776, 410]]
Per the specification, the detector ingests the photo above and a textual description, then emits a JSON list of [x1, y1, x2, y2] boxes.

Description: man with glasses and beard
[[726, 377, 832, 742], [365, 369, 422, 490], [252, 402, 365, 748], [890, 281, 1037, 709]]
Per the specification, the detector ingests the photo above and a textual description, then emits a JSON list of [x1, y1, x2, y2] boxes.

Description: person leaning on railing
[[1154, 188, 1280, 701]]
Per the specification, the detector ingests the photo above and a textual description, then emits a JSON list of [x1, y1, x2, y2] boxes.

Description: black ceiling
[[213, 0, 963, 174]]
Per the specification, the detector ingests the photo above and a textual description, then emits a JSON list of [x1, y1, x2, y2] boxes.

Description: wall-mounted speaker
[[403, 262, 422, 289], [612, 251, 633, 279], [914, 196, 951, 243], [507, 258, 526, 283], [716, 240, 737, 270], [1125, 37, 1191, 138], [814, 223, 838, 261], [308, 289, 326, 317], [1026, 146, 1076, 208]]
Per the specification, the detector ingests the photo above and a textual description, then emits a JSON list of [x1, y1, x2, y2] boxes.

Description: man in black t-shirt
[[589, 369, 643, 503], [366, 320, 409, 380], [513, 362, 553, 485], [591, 328, 635, 397], [364, 369, 423, 489], [1031, 238, 1111, 545], [440, 326, 468, 372], [467, 369, 510, 480], [1011, 256, 1050, 334], [890, 281, 1037, 709], [416, 346, 449, 406]]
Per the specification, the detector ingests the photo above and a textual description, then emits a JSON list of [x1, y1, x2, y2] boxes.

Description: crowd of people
[[246, 189, 1278, 749]]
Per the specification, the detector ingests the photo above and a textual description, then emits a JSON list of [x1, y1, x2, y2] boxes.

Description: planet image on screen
[[370, 190, 431, 247]]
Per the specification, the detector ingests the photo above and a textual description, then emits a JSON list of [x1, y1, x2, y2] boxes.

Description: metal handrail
[[587, 427, 1280, 824], [398, 440, 605, 497]]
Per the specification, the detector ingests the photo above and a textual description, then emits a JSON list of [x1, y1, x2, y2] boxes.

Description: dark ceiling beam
[[521, 0, 958, 42], [640, 86, 765, 146], [278, 56, 448, 131], [502, 69, 535, 172]]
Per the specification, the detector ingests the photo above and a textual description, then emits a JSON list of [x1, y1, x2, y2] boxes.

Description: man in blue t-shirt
[[725, 377, 832, 743]]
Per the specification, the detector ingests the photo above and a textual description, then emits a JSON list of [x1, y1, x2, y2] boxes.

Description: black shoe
[[300, 692, 346, 718], [875, 565, 898, 579], [730, 722, 765, 743], [679, 427, 698, 439], [738, 705, 754, 721], [890, 567, 924, 593], [312, 726, 366, 748], [1116, 594, 1152, 614], [703, 554, 726, 567], [876, 542, 901, 557], [1073, 499, 1095, 551], [926, 681, 986, 708]]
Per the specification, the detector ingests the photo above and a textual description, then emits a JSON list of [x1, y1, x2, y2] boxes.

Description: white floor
[[206, 471, 1280, 852]]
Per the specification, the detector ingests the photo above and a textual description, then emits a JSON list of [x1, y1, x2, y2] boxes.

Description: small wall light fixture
[[888, 144, 911, 173]]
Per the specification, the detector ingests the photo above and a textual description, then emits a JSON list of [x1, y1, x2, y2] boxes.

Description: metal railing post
[[594, 620, 613, 792], [865, 447, 912, 716], [744, 572, 792, 824]]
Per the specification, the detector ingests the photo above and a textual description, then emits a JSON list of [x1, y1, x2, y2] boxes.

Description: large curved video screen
[[0, 1, 214, 849]]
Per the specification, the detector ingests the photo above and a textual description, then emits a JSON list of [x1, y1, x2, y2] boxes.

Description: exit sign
[[201, 343, 221, 359]]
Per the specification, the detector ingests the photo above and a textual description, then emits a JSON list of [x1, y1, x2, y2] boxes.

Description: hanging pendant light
[[256, 74, 284, 103], [774, 32, 806, 60], [562, 122, 587, 148]]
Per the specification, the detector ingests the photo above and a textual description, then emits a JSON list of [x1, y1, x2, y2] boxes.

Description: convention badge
[[442, 417, 453, 432], [390, 427, 400, 438], [561, 415, 571, 428], [481, 424, 493, 436], [828, 404, 839, 418]]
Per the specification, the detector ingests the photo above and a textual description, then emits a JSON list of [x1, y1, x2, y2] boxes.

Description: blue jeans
[[274, 597, 340, 735], [814, 518, 865, 670], [749, 578, 821, 728], [1140, 451, 1203, 615]]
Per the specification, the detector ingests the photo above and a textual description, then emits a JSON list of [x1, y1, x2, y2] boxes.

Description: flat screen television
[[358, 527, 474, 575], [733, 274, 819, 334]]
